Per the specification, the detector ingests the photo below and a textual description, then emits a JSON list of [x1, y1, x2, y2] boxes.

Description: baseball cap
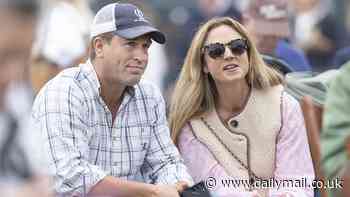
[[90, 3, 165, 44], [245, 0, 290, 37]]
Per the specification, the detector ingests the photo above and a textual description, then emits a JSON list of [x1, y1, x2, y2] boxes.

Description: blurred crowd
[[26, 0, 350, 99], [2, 0, 350, 196]]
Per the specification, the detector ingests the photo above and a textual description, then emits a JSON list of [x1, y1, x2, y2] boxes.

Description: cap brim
[[254, 20, 290, 37], [114, 25, 166, 44]]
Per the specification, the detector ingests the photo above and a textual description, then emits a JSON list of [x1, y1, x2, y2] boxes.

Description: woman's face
[[203, 25, 249, 85]]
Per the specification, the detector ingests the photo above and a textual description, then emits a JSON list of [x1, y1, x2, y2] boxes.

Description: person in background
[[332, 46, 350, 68], [0, 0, 51, 196], [244, 0, 311, 72], [321, 61, 350, 197], [31, 0, 93, 93], [169, 17, 314, 197], [292, 0, 348, 71], [30, 3, 193, 197]]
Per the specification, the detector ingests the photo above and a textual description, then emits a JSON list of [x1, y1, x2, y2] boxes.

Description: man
[[30, 3, 193, 197], [244, 0, 311, 72], [0, 0, 51, 196], [321, 61, 350, 197]]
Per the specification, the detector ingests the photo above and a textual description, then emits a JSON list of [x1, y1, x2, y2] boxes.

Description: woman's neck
[[215, 79, 250, 120]]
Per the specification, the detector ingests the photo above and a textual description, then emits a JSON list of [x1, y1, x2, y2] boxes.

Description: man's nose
[[134, 47, 148, 63]]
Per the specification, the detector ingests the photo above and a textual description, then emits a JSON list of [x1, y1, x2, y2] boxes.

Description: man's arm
[[140, 84, 193, 186], [89, 176, 187, 197], [321, 63, 350, 180], [88, 176, 154, 197], [30, 80, 107, 195]]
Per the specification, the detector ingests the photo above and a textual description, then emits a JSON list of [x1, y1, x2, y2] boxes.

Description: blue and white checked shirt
[[30, 60, 193, 196]]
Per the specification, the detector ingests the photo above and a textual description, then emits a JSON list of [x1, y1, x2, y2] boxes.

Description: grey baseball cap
[[90, 3, 165, 44]]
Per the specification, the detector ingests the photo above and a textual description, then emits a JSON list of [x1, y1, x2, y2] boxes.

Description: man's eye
[[125, 41, 137, 47]]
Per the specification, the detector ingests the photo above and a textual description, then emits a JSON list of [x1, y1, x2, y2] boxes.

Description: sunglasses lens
[[229, 39, 247, 55], [204, 39, 248, 59], [207, 43, 225, 59]]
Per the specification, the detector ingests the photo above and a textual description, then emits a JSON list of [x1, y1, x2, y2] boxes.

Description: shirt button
[[142, 143, 147, 150], [230, 120, 239, 128]]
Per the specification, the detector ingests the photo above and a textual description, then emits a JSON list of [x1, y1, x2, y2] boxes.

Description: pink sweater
[[178, 93, 315, 197]]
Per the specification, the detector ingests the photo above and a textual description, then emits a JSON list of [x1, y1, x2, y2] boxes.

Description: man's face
[[254, 34, 279, 55], [0, 9, 35, 93], [243, 17, 279, 55], [98, 34, 152, 87]]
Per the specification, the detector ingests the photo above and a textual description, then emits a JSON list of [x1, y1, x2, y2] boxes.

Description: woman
[[169, 17, 314, 197]]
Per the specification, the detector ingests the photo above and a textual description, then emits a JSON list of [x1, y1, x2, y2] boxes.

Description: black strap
[[180, 181, 212, 197], [200, 117, 262, 184]]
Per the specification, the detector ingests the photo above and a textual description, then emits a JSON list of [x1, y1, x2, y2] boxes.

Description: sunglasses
[[203, 38, 248, 59]]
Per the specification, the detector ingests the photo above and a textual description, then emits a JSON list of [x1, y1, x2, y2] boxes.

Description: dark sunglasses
[[203, 38, 248, 59]]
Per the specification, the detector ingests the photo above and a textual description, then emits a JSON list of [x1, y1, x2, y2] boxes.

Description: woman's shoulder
[[178, 122, 196, 145], [282, 91, 301, 111], [254, 84, 284, 98], [280, 92, 305, 127], [257, 85, 299, 106]]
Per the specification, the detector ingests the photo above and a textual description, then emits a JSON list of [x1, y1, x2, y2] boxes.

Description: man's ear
[[94, 37, 105, 58]]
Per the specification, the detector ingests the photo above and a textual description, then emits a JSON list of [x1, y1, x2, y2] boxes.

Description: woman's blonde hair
[[169, 17, 283, 144]]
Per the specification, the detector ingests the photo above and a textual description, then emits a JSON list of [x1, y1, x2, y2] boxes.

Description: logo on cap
[[134, 9, 147, 22]]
